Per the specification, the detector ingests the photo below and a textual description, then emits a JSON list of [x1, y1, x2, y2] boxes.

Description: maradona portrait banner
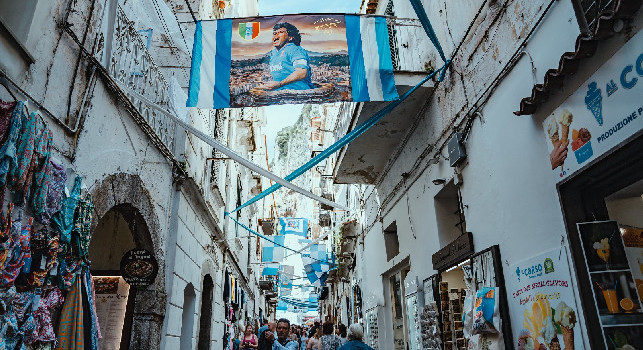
[[187, 14, 398, 108]]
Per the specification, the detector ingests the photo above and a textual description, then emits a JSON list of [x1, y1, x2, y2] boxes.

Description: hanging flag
[[261, 235, 285, 263], [309, 244, 328, 262], [277, 299, 288, 311], [279, 265, 294, 291], [280, 218, 308, 237], [262, 263, 280, 276], [302, 253, 331, 288], [187, 14, 397, 108]]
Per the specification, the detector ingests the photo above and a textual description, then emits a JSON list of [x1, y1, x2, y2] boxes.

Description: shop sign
[[120, 249, 159, 287], [543, 31, 643, 182], [432, 232, 473, 271], [506, 248, 582, 349]]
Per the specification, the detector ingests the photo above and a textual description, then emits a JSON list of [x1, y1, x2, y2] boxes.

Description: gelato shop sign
[[543, 31, 643, 182]]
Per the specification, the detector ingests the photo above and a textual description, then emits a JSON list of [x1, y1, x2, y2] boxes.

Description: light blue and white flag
[[186, 14, 397, 109], [261, 263, 280, 276], [277, 299, 288, 311], [261, 235, 285, 263], [345, 15, 398, 103], [309, 244, 328, 262], [280, 218, 308, 237]]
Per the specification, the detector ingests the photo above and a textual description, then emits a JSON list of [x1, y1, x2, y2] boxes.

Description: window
[[434, 181, 467, 248], [383, 221, 399, 261], [180, 284, 197, 350], [0, 0, 39, 62]]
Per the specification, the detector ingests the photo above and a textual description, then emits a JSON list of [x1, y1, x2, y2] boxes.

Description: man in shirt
[[259, 22, 315, 91], [264, 318, 299, 350]]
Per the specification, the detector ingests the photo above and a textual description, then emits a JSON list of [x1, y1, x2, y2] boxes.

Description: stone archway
[[91, 173, 167, 350]]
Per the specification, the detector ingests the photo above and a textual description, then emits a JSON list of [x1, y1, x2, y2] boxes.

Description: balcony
[[333, 19, 437, 184]]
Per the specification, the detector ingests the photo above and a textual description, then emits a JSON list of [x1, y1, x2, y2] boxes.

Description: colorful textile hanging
[[56, 276, 84, 350], [279, 217, 308, 237], [187, 14, 397, 108]]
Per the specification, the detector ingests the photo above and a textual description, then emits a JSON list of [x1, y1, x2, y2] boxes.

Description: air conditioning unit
[[319, 213, 331, 227]]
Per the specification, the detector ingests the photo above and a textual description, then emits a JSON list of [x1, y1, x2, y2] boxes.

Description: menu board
[[94, 276, 130, 350], [364, 308, 379, 349], [405, 294, 421, 350]]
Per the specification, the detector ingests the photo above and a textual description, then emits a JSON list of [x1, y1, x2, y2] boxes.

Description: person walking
[[337, 324, 347, 346], [337, 324, 374, 350], [306, 325, 322, 350], [265, 318, 299, 350], [320, 322, 341, 350]]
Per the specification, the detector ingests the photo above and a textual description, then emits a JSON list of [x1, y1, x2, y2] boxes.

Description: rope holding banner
[[230, 63, 449, 214], [228, 215, 330, 265], [408, 0, 448, 63]]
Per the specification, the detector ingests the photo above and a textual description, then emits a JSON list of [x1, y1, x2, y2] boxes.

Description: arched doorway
[[197, 274, 214, 350], [90, 205, 151, 350], [90, 173, 165, 349]]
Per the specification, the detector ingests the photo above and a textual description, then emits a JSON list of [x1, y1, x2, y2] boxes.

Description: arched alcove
[[90, 173, 166, 350], [197, 275, 214, 350], [181, 283, 197, 350]]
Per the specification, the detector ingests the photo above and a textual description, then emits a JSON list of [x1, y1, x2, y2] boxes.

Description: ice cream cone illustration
[[546, 117, 560, 147], [558, 109, 573, 142], [561, 326, 574, 350], [554, 301, 576, 350], [585, 82, 603, 126]]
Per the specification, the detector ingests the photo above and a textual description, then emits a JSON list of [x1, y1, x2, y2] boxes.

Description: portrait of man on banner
[[230, 15, 352, 107]]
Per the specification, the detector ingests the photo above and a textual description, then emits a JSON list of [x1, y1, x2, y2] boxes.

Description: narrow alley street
[[0, 0, 641, 349]]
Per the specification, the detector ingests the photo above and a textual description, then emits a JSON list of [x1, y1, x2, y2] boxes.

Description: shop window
[[180, 284, 197, 350], [434, 181, 467, 248], [0, 0, 39, 61], [383, 221, 400, 261], [197, 275, 214, 350]]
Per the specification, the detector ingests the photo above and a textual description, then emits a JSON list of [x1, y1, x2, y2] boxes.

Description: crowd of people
[[232, 318, 374, 350]]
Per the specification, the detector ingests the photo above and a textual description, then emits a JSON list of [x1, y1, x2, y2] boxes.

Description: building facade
[[0, 0, 269, 349], [323, 0, 642, 349]]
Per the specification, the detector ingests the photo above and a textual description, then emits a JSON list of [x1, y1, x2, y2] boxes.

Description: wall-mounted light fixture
[[432, 178, 446, 186]]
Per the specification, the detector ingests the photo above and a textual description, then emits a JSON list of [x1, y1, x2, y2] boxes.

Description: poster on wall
[[94, 276, 130, 350], [186, 14, 397, 108], [542, 30, 642, 182], [507, 248, 582, 349]]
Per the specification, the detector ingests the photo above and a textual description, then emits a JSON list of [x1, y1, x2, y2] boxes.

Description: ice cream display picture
[[541, 31, 642, 182], [508, 249, 582, 350]]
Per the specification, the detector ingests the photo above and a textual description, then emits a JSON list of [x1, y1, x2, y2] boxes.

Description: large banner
[[280, 217, 308, 237], [506, 248, 583, 350], [187, 14, 398, 108], [542, 31, 642, 181]]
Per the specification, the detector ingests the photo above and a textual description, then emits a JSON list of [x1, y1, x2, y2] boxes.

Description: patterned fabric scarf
[[56, 275, 84, 350]]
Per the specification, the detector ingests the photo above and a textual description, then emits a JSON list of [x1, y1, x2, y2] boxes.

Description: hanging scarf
[[56, 275, 84, 350]]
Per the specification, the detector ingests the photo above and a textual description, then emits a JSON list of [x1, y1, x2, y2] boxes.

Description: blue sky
[[258, 0, 362, 16]]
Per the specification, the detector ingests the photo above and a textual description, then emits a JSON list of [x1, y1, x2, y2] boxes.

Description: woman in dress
[[240, 324, 258, 349]]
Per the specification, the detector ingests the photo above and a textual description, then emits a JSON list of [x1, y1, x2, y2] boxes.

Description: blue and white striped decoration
[[186, 15, 397, 108], [261, 263, 280, 276], [345, 15, 398, 102], [280, 217, 308, 237], [187, 20, 232, 109], [261, 235, 285, 263]]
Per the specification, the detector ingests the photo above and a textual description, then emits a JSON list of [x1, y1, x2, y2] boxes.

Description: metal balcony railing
[[109, 6, 177, 153]]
